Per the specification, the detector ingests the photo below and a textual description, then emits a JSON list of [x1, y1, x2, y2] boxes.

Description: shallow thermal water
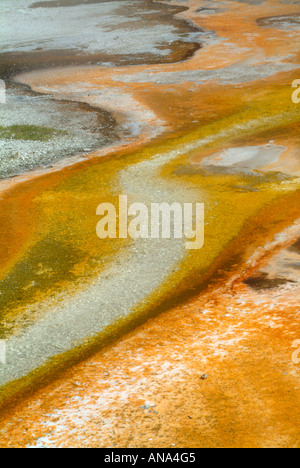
[[0, 0, 202, 56], [0, 85, 118, 178], [257, 13, 300, 29], [201, 145, 287, 171], [0, 0, 205, 176]]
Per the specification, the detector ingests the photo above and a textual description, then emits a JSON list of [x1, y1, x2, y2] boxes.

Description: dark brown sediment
[[0, 44, 202, 80], [289, 237, 300, 254], [256, 12, 300, 27], [243, 272, 294, 290]]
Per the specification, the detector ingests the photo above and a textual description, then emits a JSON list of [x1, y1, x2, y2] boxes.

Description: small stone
[[201, 374, 208, 380]]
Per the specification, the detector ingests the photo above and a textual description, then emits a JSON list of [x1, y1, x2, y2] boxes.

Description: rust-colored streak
[[0, 229, 299, 448], [0, 0, 299, 448]]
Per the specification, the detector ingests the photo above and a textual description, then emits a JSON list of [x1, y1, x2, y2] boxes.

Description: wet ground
[[0, 0, 299, 448], [0, 0, 203, 77], [0, 219, 299, 448]]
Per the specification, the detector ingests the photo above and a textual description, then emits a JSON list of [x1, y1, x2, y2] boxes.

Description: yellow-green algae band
[[0, 73, 300, 408], [1, 187, 300, 413], [1, 74, 299, 322]]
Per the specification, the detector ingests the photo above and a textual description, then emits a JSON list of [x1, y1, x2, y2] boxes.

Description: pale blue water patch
[[201, 145, 287, 171]]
